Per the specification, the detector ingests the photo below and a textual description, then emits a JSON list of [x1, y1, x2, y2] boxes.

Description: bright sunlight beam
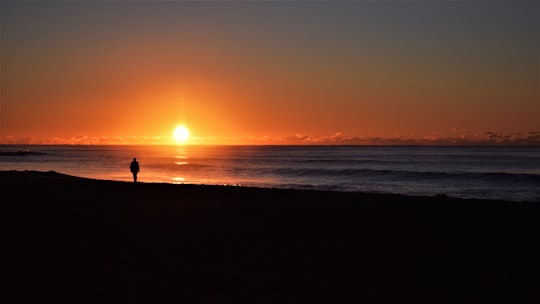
[[173, 125, 190, 144]]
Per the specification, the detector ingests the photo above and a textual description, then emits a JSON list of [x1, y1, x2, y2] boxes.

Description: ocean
[[1, 145, 539, 202]]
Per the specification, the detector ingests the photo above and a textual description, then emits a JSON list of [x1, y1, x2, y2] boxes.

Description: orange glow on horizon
[[1, 2, 538, 146]]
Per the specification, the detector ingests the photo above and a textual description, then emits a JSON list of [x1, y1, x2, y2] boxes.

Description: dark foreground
[[3, 170, 539, 303]]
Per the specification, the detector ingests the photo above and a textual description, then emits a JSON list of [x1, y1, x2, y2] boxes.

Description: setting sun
[[173, 125, 190, 144]]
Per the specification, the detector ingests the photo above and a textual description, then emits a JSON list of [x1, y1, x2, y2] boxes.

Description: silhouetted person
[[130, 157, 139, 183]]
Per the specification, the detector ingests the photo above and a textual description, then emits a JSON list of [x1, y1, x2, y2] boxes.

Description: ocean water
[[1, 145, 539, 202]]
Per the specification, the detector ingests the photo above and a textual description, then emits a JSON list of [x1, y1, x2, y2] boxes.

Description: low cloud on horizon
[[2, 131, 540, 146]]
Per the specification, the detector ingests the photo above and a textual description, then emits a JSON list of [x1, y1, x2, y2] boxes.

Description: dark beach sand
[[3, 170, 539, 303]]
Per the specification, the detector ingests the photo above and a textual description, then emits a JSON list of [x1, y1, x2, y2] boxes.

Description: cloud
[[2, 130, 540, 146], [322, 132, 344, 142], [280, 134, 314, 143]]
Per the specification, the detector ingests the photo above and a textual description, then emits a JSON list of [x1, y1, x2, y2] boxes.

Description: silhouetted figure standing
[[130, 157, 139, 183]]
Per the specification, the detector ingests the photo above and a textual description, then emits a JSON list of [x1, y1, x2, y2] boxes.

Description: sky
[[1, 0, 538, 145]]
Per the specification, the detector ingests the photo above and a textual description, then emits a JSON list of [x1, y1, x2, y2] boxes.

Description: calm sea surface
[[1, 145, 539, 202]]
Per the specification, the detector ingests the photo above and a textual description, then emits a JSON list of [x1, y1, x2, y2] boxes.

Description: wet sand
[[3, 170, 539, 303]]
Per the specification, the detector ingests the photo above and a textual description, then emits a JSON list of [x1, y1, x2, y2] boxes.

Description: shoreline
[[3, 170, 540, 303], [2, 144, 538, 203], [2, 169, 536, 204]]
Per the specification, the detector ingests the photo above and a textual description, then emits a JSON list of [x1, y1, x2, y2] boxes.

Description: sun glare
[[173, 125, 190, 144]]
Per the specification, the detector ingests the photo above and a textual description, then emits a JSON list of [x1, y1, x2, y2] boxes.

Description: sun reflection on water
[[172, 177, 185, 184]]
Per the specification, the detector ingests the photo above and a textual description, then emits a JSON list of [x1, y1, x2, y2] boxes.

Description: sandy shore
[[3, 170, 539, 303]]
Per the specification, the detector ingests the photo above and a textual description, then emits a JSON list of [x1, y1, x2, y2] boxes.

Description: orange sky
[[1, 1, 538, 145]]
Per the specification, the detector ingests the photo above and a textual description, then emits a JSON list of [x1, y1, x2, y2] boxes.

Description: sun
[[173, 125, 190, 143]]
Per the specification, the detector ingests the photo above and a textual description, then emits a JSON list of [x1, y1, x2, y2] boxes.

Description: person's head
[[133, 158, 137, 161]]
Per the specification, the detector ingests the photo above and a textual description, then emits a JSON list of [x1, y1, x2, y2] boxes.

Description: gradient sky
[[1, 0, 538, 145]]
